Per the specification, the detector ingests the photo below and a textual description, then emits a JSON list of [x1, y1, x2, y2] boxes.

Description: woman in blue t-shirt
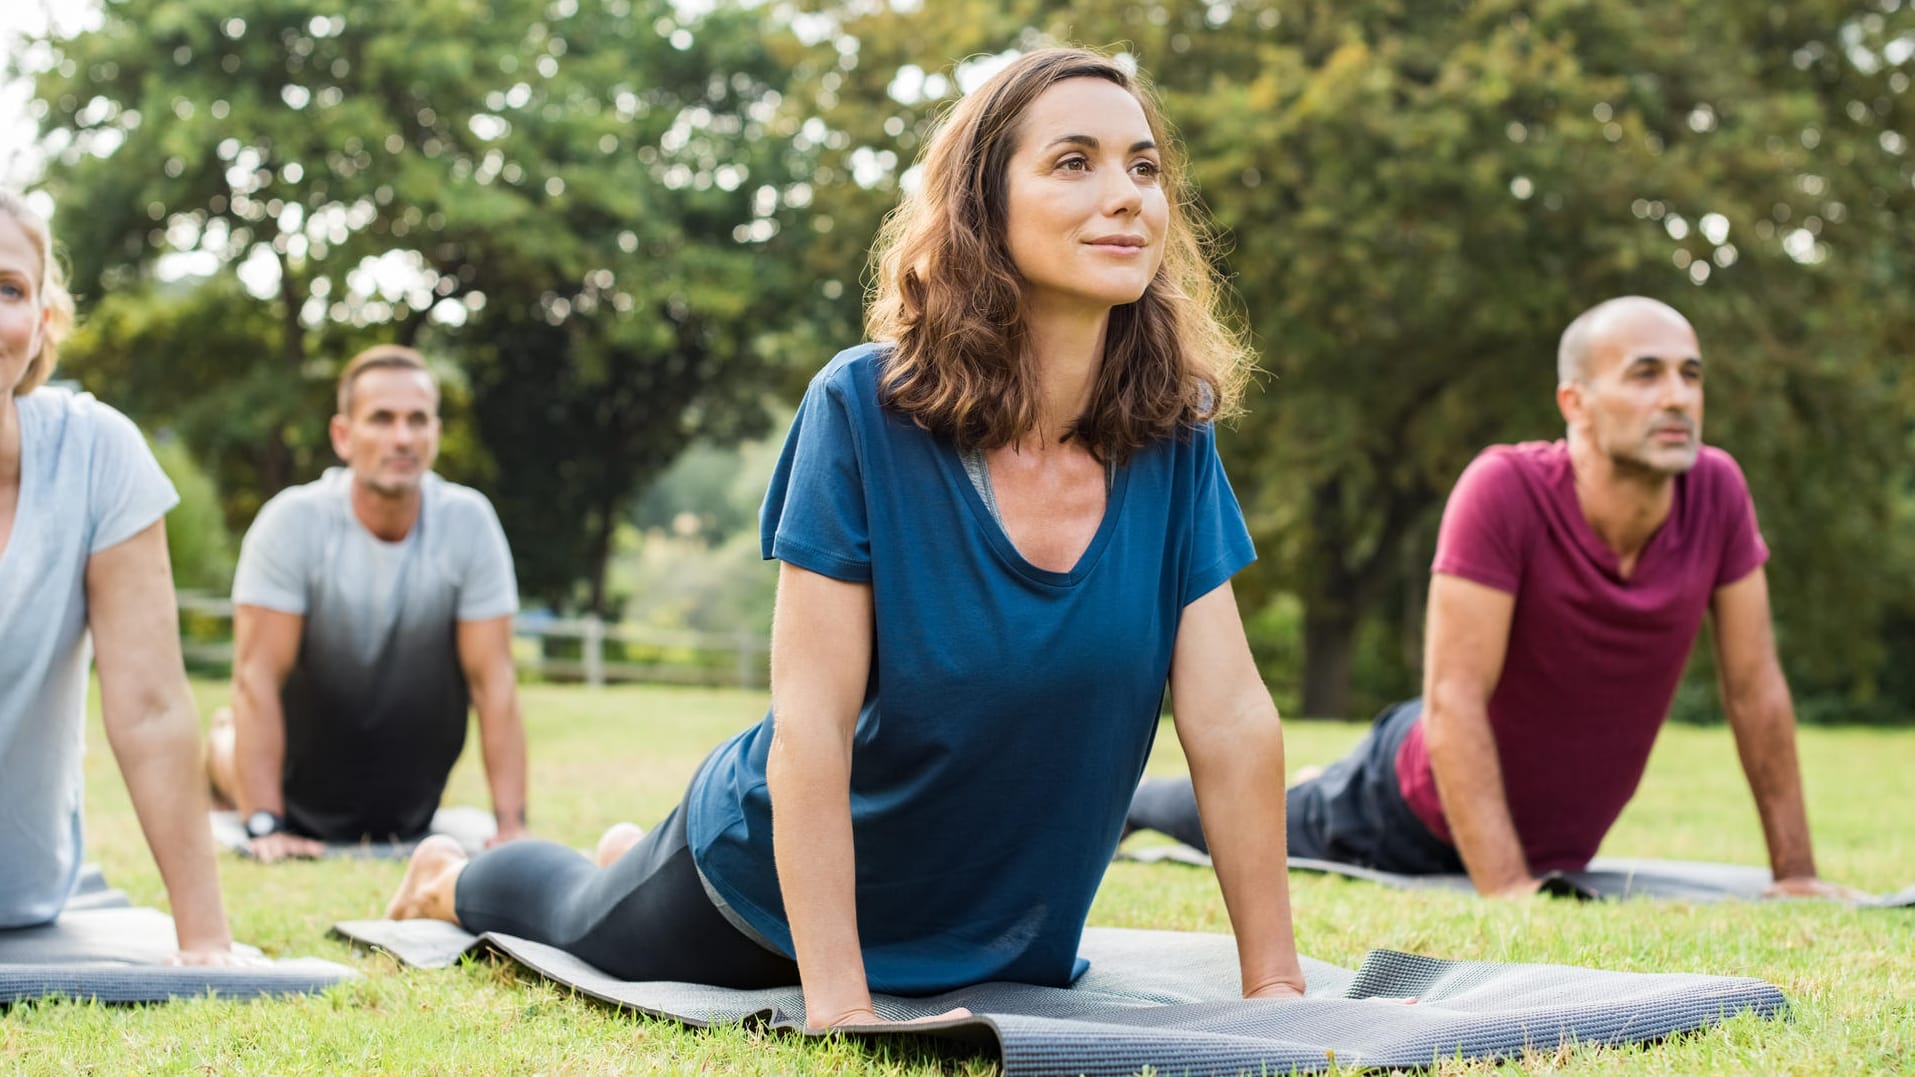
[[389, 47, 1305, 1026], [0, 190, 244, 962]]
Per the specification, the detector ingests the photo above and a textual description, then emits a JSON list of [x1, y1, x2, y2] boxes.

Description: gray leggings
[[1126, 699, 1463, 875], [453, 799, 799, 987]]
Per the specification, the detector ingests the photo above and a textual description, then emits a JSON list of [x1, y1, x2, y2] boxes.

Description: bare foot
[[594, 822, 646, 868], [385, 836, 470, 922], [204, 708, 238, 811]]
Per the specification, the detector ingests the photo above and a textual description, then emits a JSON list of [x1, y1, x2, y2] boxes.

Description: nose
[[1102, 164, 1143, 216]]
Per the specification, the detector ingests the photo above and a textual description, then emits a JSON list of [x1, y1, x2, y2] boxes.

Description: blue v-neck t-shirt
[[685, 344, 1255, 994]]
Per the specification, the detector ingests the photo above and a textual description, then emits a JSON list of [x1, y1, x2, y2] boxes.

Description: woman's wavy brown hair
[[867, 47, 1252, 464]]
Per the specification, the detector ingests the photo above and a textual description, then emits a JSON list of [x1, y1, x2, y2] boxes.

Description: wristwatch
[[244, 811, 286, 839]]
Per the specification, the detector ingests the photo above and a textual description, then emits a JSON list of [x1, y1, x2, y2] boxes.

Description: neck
[[350, 475, 423, 542], [1567, 432, 1675, 560], [0, 394, 20, 488], [1022, 299, 1110, 448]]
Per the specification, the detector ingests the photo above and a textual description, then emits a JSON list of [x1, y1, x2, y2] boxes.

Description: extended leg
[[204, 707, 240, 811], [389, 804, 798, 988], [1127, 776, 1212, 852]]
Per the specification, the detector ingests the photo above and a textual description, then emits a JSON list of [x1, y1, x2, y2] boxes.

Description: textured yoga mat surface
[[0, 869, 356, 1005], [210, 805, 497, 860], [1120, 845, 1915, 907], [334, 919, 1787, 1076]]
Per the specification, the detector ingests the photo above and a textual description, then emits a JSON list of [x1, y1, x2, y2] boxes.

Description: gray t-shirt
[[0, 389, 177, 927], [231, 467, 517, 840]]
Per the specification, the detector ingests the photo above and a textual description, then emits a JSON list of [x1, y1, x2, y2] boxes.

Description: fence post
[[583, 614, 605, 687]]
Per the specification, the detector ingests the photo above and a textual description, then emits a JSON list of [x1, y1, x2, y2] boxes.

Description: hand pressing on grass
[[807, 1006, 973, 1033], [1764, 876, 1869, 902], [248, 831, 325, 862]]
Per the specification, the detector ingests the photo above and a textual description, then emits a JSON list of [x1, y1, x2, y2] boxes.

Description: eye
[[1056, 154, 1090, 172], [0, 282, 24, 299], [1129, 159, 1162, 180]]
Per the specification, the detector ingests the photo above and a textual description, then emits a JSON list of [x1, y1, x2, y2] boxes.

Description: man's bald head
[[1557, 297, 1694, 385]]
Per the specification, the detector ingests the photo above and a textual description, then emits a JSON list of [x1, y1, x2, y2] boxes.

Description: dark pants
[[1126, 699, 1463, 875], [454, 798, 799, 987]]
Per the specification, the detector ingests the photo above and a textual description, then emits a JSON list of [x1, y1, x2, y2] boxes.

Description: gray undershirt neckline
[[959, 445, 1114, 525]]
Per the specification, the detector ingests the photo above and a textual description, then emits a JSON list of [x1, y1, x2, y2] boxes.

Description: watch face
[[246, 811, 280, 838]]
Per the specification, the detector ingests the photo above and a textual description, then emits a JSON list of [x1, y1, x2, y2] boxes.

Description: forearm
[[231, 669, 289, 816], [1424, 699, 1531, 894], [767, 720, 869, 1024], [1725, 676, 1816, 879], [475, 686, 529, 827], [105, 695, 232, 951], [1184, 703, 1303, 995]]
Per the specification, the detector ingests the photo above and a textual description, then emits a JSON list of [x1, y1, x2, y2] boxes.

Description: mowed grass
[[2, 679, 1911, 1075]]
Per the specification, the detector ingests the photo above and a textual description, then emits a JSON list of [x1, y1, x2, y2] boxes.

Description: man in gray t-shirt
[[206, 345, 529, 860]]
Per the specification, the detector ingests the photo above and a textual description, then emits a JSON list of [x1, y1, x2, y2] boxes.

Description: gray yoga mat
[[0, 868, 356, 1005], [1120, 845, 1915, 907], [210, 805, 497, 860], [333, 919, 1786, 1076]]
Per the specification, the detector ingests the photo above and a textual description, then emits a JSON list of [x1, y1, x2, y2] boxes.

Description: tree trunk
[[1301, 607, 1358, 719], [584, 498, 618, 617]]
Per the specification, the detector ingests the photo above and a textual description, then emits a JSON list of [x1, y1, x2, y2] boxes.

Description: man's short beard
[[361, 473, 420, 498], [1607, 440, 1699, 480]]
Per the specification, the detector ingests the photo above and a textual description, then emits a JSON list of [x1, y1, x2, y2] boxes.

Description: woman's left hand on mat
[[168, 946, 268, 968], [812, 1006, 972, 1031]]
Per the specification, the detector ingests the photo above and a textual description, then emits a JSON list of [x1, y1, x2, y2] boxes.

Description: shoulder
[[1683, 445, 1757, 513], [246, 470, 344, 535], [806, 343, 888, 405], [24, 387, 148, 457], [1464, 440, 1562, 485], [1445, 441, 1559, 514], [1689, 445, 1750, 488], [425, 474, 505, 527]]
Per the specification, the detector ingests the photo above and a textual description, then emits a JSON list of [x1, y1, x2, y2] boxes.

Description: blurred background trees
[[10, 0, 1912, 720]]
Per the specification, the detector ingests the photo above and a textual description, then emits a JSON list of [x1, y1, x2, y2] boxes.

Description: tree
[[789, 0, 1914, 716], [22, 0, 821, 610]]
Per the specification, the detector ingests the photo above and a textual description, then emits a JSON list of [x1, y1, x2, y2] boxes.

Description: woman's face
[[1002, 77, 1169, 319], [0, 214, 49, 397]]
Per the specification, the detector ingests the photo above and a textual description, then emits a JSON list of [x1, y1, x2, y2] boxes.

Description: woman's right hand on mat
[[248, 832, 326, 862], [809, 1005, 973, 1032]]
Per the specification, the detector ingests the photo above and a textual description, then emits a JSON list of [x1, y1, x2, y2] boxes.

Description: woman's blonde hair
[[867, 47, 1253, 463], [0, 190, 76, 396]]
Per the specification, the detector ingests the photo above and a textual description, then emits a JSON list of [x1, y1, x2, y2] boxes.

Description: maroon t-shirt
[[1396, 440, 1769, 872]]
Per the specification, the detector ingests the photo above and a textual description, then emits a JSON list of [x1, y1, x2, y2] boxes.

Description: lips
[[1087, 234, 1147, 248]]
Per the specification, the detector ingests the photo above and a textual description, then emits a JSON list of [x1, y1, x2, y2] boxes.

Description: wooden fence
[[175, 592, 767, 689]]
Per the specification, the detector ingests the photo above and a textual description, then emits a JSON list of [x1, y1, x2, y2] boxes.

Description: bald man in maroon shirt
[[1130, 297, 1857, 899]]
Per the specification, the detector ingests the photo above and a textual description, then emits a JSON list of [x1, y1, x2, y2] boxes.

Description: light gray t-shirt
[[0, 389, 178, 927], [230, 467, 516, 840]]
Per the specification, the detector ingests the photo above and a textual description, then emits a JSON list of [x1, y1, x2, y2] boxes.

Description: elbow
[[103, 689, 195, 746], [1420, 688, 1483, 761]]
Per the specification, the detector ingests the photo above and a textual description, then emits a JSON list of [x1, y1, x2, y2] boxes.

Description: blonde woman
[[0, 190, 241, 963]]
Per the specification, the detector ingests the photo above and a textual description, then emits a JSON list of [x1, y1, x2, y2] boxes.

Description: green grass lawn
[[3, 680, 1911, 1074]]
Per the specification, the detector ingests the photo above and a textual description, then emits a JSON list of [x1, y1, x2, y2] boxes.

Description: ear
[[1555, 381, 1584, 429], [328, 413, 351, 460]]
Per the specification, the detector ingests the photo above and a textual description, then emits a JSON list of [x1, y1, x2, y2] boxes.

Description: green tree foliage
[[22, 0, 820, 610], [791, 0, 1913, 718], [150, 435, 236, 592]]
